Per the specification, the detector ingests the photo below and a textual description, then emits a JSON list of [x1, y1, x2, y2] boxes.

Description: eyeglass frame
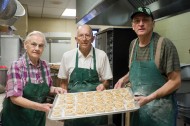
[[28, 41, 45, 49], [77, 34, 93, 40], [132, 17, 153, 24]]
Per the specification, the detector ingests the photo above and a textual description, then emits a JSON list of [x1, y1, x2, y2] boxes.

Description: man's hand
[[114, 78, 125, 89], [134, 96, 150, 107]]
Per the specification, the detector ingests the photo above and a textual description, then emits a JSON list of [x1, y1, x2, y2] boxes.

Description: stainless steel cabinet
[[41, 41, 71, 63], [0, 35, 23, 68], [95, 32, 107, 53]]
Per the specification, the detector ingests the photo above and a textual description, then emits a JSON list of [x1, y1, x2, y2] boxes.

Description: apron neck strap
[[75, 50, 79, 68], [155, 37, 164, 68], [150, 34, 154, 60], [40, 63, 46, 83], [26, 54, 32, 83], [150, 33, 154, 60], [93, 48, 96, 70]]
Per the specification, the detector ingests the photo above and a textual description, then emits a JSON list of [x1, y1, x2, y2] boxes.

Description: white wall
[[154, 12, 190, 64]]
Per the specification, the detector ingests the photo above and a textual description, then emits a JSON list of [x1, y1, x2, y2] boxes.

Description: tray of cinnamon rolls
[[48, 87, 139, 120]]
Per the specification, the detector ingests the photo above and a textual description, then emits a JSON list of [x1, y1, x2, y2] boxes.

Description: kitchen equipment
[[177, 93, 190, 108], [176, 92, 190, 125], [180, 65, 190, 80], [0, 0, 17, 20], [0, 66, 8, 93], [0, 0, 25, 26], [77, 0, 190, 26], [0, 35, 23, 68], [176, 65, 190, 125]]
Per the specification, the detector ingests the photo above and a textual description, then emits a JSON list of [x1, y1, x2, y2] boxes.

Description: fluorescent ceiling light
[[62, 9, 76, 16]]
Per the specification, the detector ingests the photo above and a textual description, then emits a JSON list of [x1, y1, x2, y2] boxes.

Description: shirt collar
[[78, 46, 93, 58], [23, 53, 41, 68]]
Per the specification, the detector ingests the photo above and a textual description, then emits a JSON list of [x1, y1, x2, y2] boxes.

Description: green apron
[[64, 48, 108, 126], [2, 55, 50, 126], [129, 35, 177, 126]]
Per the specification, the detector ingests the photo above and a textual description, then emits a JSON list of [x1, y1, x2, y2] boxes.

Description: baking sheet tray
[[48, 87, 139, 120]]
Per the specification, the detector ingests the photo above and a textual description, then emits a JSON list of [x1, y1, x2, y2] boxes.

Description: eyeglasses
[[132, 18, 152, 24], [29, 42, 45, 49], [77, 34, 92, 40]]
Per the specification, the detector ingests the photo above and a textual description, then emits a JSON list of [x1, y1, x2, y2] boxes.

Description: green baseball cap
[[131, 7, 154, 20]]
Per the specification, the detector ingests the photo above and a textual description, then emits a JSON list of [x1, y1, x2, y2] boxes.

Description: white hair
[[24, 31, 47, 45]]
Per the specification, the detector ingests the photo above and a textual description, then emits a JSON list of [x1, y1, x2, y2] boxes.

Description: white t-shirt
[[58, 47, 113, 81]]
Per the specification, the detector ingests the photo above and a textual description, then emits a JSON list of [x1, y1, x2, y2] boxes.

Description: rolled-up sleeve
[[6, 62, 23, 97]]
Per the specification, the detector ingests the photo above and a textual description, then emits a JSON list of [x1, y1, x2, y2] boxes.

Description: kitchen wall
[[13, 15, 112, 63], [27, 17, 117, 49], [154, 12, 190, 64], [28, 17, 77, 49]]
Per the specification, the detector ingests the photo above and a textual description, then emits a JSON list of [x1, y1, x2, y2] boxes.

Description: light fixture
[[62, 9, 76, 17]]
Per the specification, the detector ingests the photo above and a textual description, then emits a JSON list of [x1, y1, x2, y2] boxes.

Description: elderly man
[[115, 7, 181, 126], [58, 25, 113, 126]]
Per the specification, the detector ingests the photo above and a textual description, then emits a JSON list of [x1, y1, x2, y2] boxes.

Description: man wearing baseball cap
[[115, 7, 181, 126]]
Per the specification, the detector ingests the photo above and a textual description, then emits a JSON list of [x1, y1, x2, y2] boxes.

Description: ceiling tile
[[43, 7, 65, 16], [67, 0, 76, 9], [28, 6, 43, 17], [19, 0, 44, 6], [44, 0, 69, 8], [18, 0, 76, 19]]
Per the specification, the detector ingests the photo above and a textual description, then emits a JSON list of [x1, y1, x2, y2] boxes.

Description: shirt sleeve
[[160, 38, 181, 74], [6, 61, 23, 97], [99, 52, 113, 81], [58, 54, 68, 79]]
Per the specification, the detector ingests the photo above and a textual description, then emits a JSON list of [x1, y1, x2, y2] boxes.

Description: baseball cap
[[130, 7, 154, 20]]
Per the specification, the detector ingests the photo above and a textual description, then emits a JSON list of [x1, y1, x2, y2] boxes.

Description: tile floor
[[46, 117, 63, 126]]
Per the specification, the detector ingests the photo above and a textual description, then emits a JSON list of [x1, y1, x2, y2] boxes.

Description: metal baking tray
[[48, 87, 139, 120]]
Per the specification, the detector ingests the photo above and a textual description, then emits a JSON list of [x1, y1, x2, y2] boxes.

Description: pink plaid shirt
[[6, 53, 53, 97]]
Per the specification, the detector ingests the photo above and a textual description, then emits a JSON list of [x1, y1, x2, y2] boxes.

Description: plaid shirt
[[6, 53, 53, 97]]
